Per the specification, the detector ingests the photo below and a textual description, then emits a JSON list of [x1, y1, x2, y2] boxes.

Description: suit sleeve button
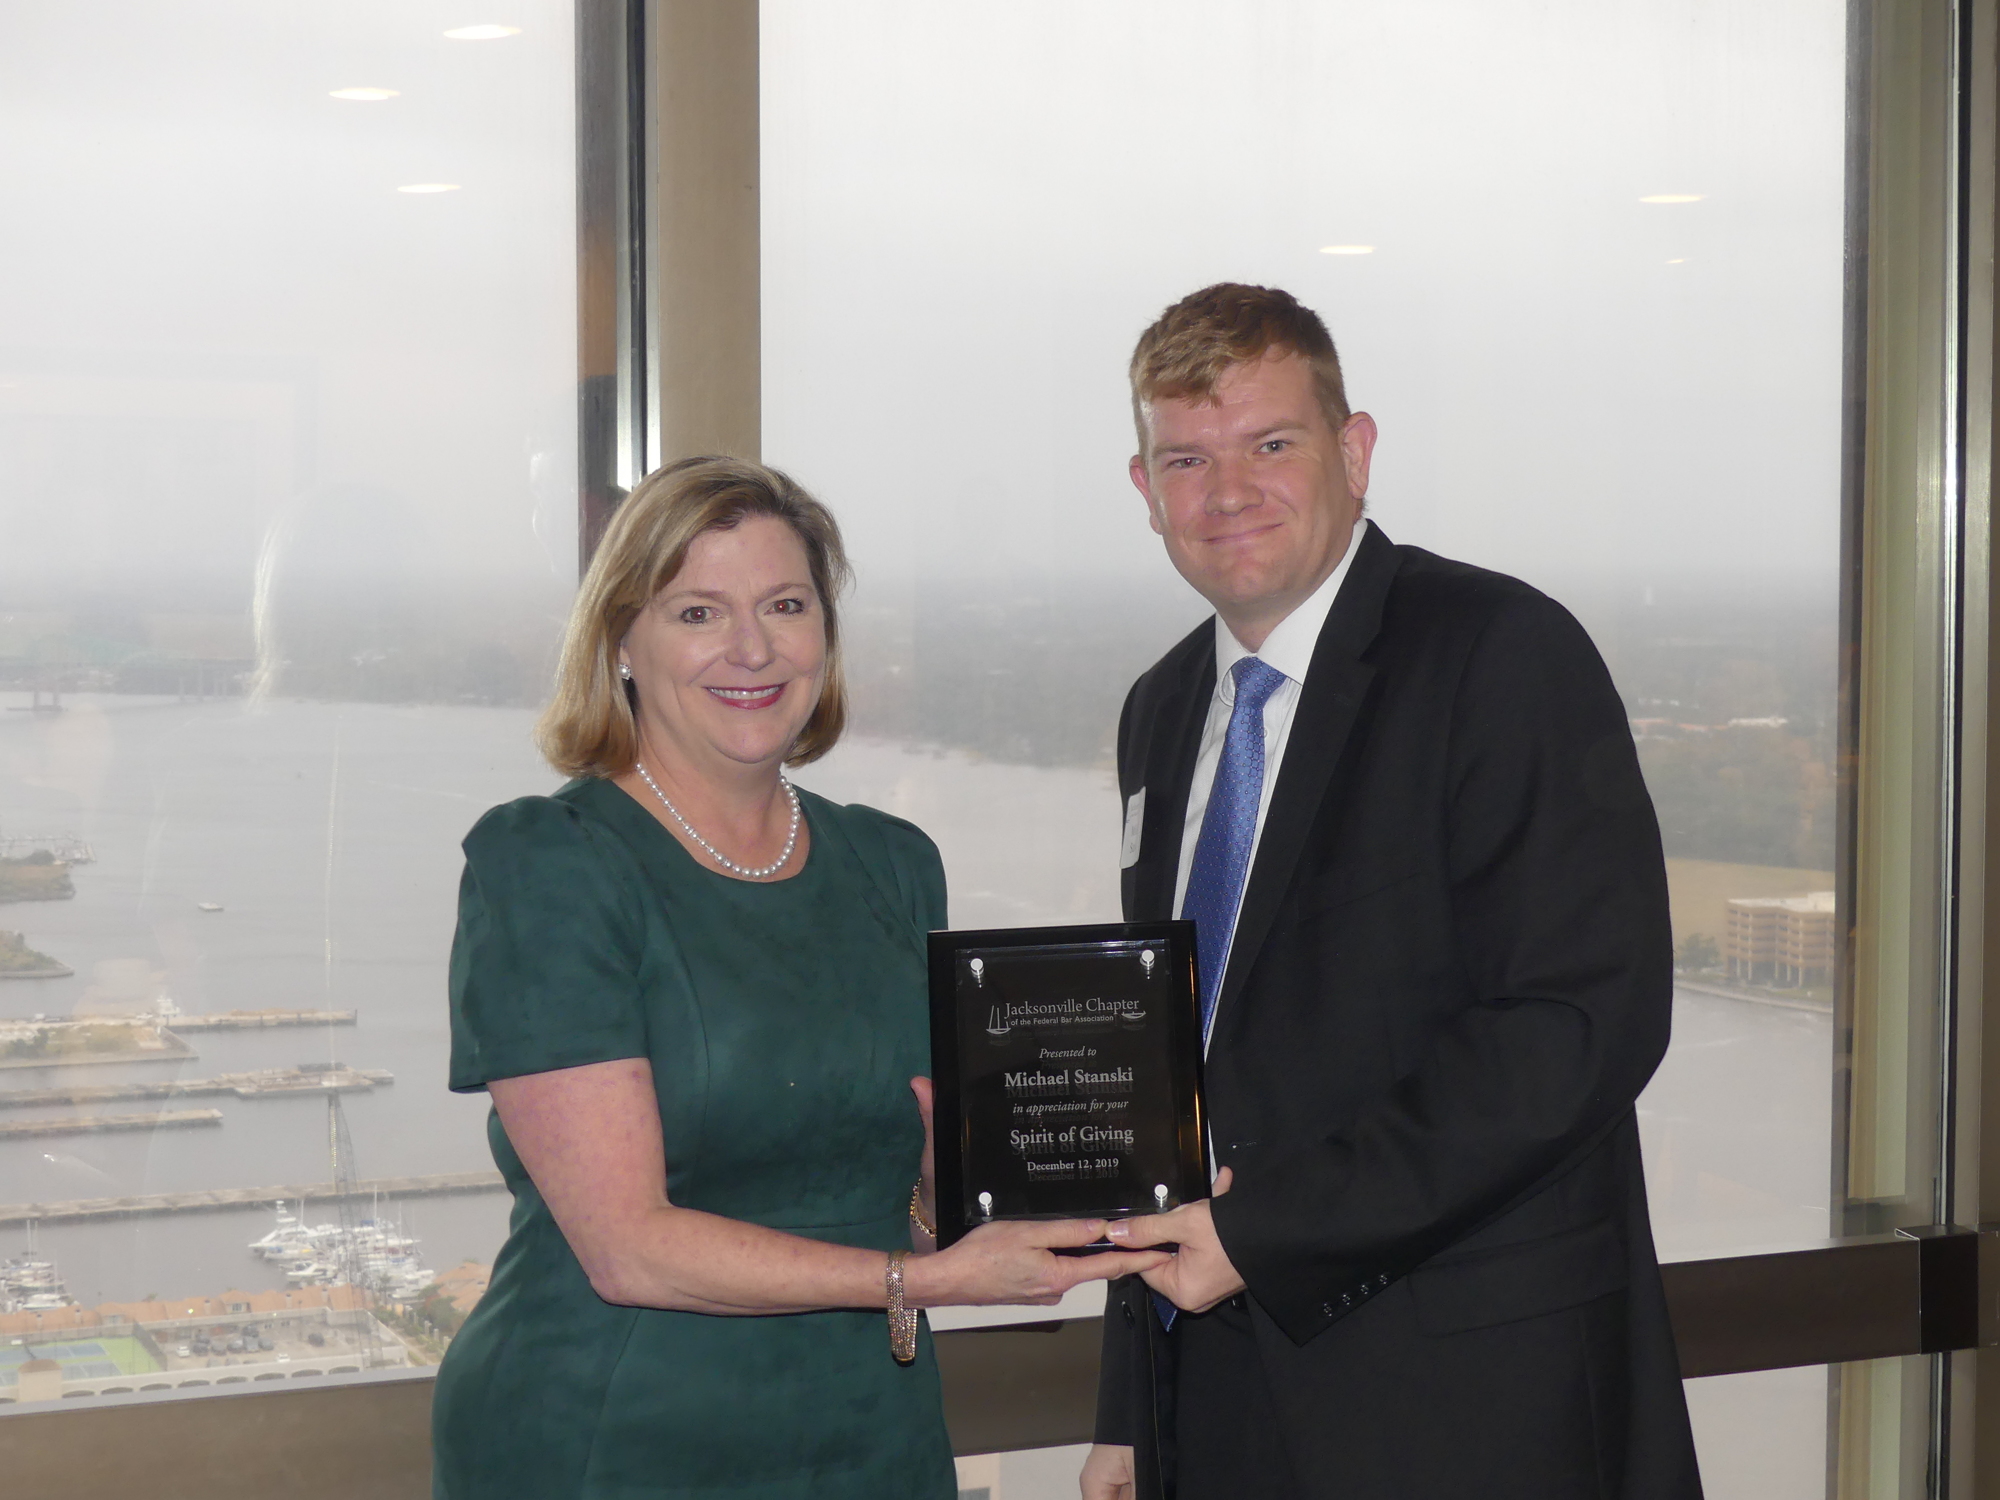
[[1339, 1293, 1353, 1307], [1320, 1302, 1335, 1318]]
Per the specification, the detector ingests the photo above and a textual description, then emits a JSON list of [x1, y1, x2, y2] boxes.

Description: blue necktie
[[1156, 655, 1287, 1331], [1182, 656, 1288, 1043]]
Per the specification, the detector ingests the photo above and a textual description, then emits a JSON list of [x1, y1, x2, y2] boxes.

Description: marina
[[0, 697, 544, 1320], [1, 1225, 74, 1313], [244, 1200, 436, 1299]]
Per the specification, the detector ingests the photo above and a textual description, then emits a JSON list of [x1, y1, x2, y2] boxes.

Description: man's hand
[[1080, 1443, 1136, 1500], [1104, 1166, 1245, 1313]]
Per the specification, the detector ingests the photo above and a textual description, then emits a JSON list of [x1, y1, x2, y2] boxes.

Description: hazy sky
[[0, 0, 577, 611], [0, 1, 1847, 634], [761, 0, 1848, 596]]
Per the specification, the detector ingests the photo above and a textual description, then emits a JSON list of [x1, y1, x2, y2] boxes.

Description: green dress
[[432, 776, 957, 1500]]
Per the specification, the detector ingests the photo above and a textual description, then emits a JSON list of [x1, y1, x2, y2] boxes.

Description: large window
[[763, 2, 1851, 1495], [2, 6, 1985, 1500], [0, 0, 572, 1395]]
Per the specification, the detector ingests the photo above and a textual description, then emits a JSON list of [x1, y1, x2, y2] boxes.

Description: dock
[[0, 1108, 223, 1140], [0, 1012, 355, 1072], [0, 1066, 393, 1109], [162, 1009, 357, 1031], [0, 1170, 507, 1227], [0, 1034, 196, 1072]]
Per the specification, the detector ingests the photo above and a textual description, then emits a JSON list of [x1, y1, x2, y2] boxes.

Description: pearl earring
[[618, 663, 633, 680]]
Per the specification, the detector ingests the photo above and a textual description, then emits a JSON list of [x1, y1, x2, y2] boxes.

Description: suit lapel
[[1215, 525, 1400, 1024], [1132, 648, 1215, 923]]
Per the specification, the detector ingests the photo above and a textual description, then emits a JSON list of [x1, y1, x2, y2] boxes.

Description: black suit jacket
[[1095, 525, 1702, 1499]]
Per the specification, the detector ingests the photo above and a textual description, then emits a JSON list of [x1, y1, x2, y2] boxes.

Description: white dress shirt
[[1172, 518, 1368, 1043]]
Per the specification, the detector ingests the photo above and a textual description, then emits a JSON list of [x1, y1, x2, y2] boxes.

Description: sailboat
[[246, 1164, 435, 1299], [1, 1221, 74, 1313]]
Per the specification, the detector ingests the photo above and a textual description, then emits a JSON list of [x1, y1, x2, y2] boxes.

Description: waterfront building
[[0, 1282, 370, 1341], [0, 1284, 412, 1402], [1724, 891, 1836, 988]]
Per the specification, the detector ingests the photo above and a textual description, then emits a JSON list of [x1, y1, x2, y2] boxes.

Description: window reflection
[[0, 0, 574, 1400], [0, 11, 1868, 1492], [764, 0, 1847, 1490]]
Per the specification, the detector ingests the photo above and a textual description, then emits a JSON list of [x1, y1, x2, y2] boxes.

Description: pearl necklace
[[634, 761, 801, 879]]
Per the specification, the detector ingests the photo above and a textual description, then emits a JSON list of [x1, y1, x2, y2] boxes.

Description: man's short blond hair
[[536, 455, 850, 780], [1129, 283, 1352, 457]]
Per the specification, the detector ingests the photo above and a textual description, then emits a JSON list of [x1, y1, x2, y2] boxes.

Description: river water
[[0, 691, 1831, 1289], [0, 693, 1125, 1308]]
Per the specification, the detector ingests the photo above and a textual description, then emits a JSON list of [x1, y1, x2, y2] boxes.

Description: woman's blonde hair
[[536, 455, 852, 779]]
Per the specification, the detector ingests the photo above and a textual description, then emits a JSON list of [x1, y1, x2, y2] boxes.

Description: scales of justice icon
[[979, 949, 1156, 1036]]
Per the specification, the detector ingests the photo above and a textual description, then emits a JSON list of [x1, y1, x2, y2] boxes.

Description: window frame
[[5, 2, 1997, 1494]]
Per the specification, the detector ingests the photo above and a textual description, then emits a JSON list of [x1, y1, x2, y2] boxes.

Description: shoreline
[[1676, 978, 1833, 1014]]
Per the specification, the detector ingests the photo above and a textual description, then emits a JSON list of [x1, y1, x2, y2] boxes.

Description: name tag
[[1120, 787, 1146, 869]]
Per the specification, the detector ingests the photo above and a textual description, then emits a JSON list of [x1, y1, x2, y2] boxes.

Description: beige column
[[649, 0, 760, 465]]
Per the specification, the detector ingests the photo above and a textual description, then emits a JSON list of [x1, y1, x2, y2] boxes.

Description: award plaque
[[927, 920, 1207, 1248]]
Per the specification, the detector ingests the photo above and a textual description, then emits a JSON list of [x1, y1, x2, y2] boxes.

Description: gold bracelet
[[886, 1250, 917, 1364], [908, 1183, 936, 1240]]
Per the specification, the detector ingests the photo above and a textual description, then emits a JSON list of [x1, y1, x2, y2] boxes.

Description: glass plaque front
[[927, 921, 1206, 1247]]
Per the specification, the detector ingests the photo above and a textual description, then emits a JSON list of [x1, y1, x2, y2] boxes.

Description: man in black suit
[[1081, 284, 1701, 1500]]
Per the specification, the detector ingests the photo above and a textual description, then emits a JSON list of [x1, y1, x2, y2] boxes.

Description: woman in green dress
[[432, 456, 1164, 1500]]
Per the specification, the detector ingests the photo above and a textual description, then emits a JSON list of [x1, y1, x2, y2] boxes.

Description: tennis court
[[0, 1336, 161, 1384]]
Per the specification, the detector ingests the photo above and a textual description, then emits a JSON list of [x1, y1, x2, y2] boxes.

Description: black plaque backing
[[928, 920, 1206, 1248]]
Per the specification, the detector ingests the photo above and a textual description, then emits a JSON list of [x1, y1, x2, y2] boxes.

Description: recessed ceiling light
[[397, 183, 462, 194], [329, 87, 400, 102], [1666, 257, 1689, 264], [443, 24, 521, 40], [1639, 194, 1705, 204], [1319, 245, 1375, 255]]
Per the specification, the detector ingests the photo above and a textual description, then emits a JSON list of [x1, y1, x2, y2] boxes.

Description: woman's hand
[[903, 1218, 1170, 1308], [909, 1076, 938, 1250]]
